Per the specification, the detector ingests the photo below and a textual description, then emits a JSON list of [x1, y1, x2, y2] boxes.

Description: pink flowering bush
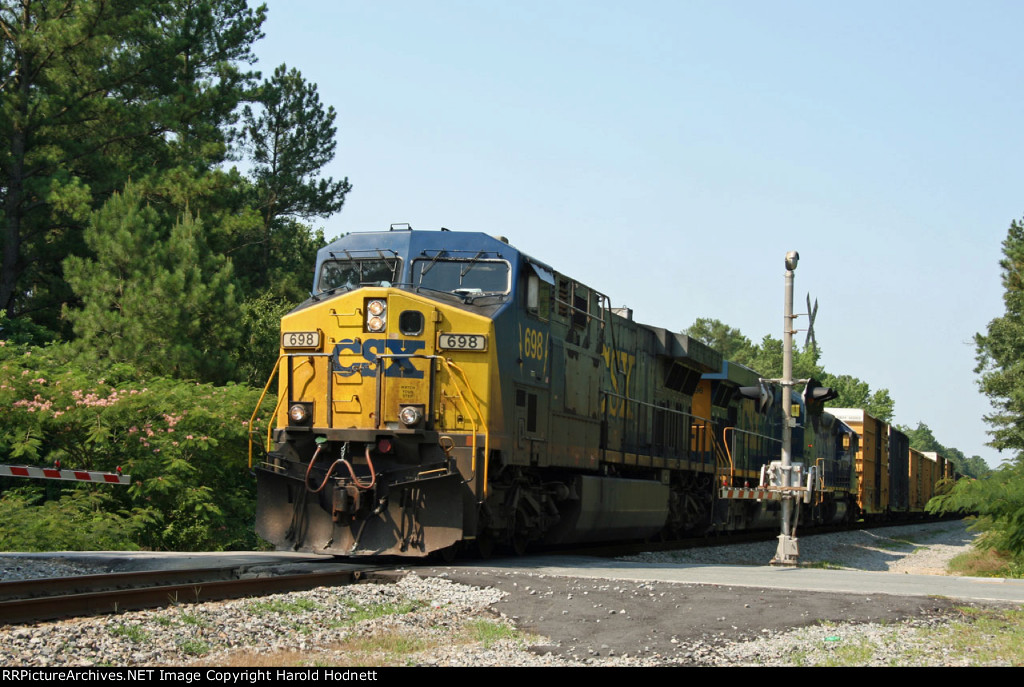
[[0, 341, 275, 551]]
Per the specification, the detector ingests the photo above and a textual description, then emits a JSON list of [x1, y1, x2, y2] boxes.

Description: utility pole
[[771, 250, 801, 566]]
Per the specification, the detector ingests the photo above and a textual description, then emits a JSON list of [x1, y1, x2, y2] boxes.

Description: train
[[251, 226, 955, 558]]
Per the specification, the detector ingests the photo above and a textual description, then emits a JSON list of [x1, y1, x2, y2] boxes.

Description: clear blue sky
[[252, 1, 1024, 468]]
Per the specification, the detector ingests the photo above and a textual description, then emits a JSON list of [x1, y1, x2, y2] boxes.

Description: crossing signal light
[[739, 381, 775, 414], [803, 378, 837, 412]]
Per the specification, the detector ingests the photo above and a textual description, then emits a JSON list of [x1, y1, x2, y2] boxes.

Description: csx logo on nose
[[331, 339, 426, 378]]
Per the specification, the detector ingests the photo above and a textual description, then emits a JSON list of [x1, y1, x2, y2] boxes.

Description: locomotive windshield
[[317, 256, 402, 293], [412, 258, 510, 296]]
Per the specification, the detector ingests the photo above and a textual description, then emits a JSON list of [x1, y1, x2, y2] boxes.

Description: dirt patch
[[436, 568, 976, 663]]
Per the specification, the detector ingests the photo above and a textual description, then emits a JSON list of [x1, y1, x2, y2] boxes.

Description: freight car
[[251, 227, 932, 558]]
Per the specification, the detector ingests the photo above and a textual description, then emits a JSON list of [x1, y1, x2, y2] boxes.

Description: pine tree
[[238, 63, 349, 290], [0, 0, 266, 330], [975, 218, 1024, 457], [931, 218, 1024, 555], [63, 183, 238, 383]]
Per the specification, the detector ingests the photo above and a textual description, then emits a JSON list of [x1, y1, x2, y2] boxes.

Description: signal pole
[[772, 250, 801, 566]]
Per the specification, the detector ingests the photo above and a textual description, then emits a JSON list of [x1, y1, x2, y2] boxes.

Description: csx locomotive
[[253, 226, 950, 557]]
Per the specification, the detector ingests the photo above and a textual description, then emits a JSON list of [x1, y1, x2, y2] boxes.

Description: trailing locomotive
[[252, 226, 941, 557]]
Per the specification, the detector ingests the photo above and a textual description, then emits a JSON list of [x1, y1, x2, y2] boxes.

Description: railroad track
[[0, 562, 399, 625]]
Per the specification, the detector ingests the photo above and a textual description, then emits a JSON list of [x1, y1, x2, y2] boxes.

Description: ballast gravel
[[0, 520, 1018, 667]]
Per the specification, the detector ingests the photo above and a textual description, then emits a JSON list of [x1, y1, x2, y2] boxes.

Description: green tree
[[0, 338, 273, 551], [901, 421, 988, 478], [0, 0, 266, 331], [237, 63, 348, 294], [63, 183, 238, 383], [975, 218, 1024, 456], [931, 218, 1024, 554], [2, 0, 152, 326], [685, 318, 757, 365], [822, 373, 895, 421], [148, 0, 266, 171], [903, 422, 945, 454], [685, 317, 894, 419]]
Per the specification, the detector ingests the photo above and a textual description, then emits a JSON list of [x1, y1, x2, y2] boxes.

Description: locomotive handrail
[[600, 389, 713, 423], [439, 358, 490, 499], [369, 353, 491, 499], [722, 426, 782, 481], [249, 354, 284, 469], [553, 296, 606, 325], [329, 307, 362, 319], [600, 389, 715, 465], [371, 353, 442, 433]]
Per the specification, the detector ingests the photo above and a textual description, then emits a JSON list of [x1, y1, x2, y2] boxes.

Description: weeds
[[947, 548, 1024, 578], [179, 611, 210, 627], [465, 618, 520, 649], [109, 623, 147, 643], [179, 639, 211, 657], [819, 637, 875, 666], [340, 598, 427, 624], [919, 608, 1024, 666], [802, 560, 844, 570], [247, 598, 321, 614]]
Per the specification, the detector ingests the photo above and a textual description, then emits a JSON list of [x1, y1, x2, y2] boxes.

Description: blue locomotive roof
[[313, 228, 524, 295], [702, 359, 763, 387]]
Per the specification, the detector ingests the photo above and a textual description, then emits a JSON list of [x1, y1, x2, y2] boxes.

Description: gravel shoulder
[[1, 519, 1019, 667]]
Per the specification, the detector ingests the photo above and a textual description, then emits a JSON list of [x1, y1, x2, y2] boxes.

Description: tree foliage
[[234, 64, 346, 297], [0, 0, 267, 330], [63, 183, 238, 383], [975, 218, 1024, 456], [685, 317, 895, 420], [900, 422, 989, 479], [820, 373, 895, 422], [930, 217, 1024, 556], [0, 338, 274, 551], [0, 2, 348, 552]]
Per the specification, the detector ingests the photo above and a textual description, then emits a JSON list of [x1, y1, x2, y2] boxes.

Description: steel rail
[[0, 565, 397, 625]]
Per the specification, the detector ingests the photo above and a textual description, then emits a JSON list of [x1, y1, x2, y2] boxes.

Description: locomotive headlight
[[399, 405, 423, 427], [288, 403, 311, 425], [366, 299, 387, 332]]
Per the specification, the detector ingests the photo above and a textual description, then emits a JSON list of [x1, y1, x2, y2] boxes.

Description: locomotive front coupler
[[332, 480, 388, 523]]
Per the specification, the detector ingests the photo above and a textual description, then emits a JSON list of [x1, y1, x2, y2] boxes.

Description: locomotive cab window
[[412, 258, 510, 296], [318, 257, 402, 294], [525, 274, 551, 320]]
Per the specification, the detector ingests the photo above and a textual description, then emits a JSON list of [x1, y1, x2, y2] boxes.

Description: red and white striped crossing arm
[[0, 464, 131, 485]]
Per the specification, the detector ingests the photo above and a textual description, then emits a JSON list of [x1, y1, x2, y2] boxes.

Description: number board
[[437, 333, 487, 351], [282, 331, 322, 349]]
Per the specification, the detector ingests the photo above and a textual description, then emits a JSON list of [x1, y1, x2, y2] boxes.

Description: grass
[[109, 623, 148, 643], [339, 598, 427, 624], [801, 560, 844, 569], [926, 607, 1024, 665], [179, 611, 210, 627], [947, 548, 1024, 578], [819, 637, 876, 666], [774, 608, 1024, 667], [247, 598, 321, 614], [465, 618, 520, 649], [186, 594, 532, 668], [179, 639, 211, 657]]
